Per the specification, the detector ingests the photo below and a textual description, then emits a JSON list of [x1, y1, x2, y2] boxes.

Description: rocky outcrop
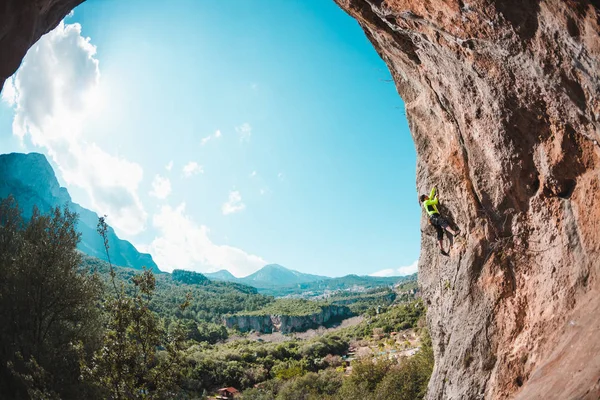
[[0, 0, 83, 91], [224, 305, 352, 334], [0, 152, 160, 273], [335, 1, 600, 399], [1, 1, 599, 399]]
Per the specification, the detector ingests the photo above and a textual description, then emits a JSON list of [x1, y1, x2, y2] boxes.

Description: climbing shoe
[[440, 250, 449, 256]]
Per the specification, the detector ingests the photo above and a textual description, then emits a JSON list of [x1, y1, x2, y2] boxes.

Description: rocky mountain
[[205, 264, 328, 288], [0, 152, 160, 273], [240, 264, 328, 287], [204, 264, 411, 296], [2, 1, 599, 399]]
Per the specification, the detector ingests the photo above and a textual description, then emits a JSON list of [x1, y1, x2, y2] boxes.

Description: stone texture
[[0, 0, 83, 91], [334, 1, 600, 399], [223, 305, 353, 334], [1, 1, 600, 399]]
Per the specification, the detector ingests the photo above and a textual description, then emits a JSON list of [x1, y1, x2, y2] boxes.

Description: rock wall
[[0, 0, 84, 90], [335, 1, 600, 399], [1, 1, 599, 399], [224, 305, 353, 334]]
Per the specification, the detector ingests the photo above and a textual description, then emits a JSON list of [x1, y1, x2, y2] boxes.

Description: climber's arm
[[429, 187, 438, 205]]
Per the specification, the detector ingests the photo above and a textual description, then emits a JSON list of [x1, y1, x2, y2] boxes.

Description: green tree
[[0, 196, 103, 399], [80, 216, 189, 399], [276, 369, 343, 400]]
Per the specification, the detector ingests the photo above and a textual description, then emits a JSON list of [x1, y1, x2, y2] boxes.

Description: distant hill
[[81, 255, 272, 325], [259, 273, 417, 297], [239, 264, 328, 287], [203, 262, 417, 297], [0, 152, 160, 273], [204, 269, 238, 282], [204, 264, 329, 288]]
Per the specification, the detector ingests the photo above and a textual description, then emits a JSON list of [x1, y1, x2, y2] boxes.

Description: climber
[[420, 186, 460, 256]]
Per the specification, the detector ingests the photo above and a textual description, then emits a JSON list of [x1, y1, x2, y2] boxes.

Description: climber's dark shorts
[[429, 214, 449, 240]]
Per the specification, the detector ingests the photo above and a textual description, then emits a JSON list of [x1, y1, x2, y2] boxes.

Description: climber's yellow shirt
[[423, 187, 439, 216]]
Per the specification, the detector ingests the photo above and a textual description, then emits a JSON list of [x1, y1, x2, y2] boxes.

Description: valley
[[0, 152, 425, 398]]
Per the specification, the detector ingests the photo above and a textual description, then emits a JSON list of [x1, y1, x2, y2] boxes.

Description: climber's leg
[[438, 215, 460, 236], [433, 222, 448, 256]]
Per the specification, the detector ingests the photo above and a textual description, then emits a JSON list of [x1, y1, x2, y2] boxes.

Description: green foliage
[[240, 328, 434, 400], [79, 218, 189, 399], [277, 369, 344, 399], [172, 269, 209, 285], [373, 331, 434, 400], [327, 288, 396, 314], [182, 334, 349, 393], [82, 255, 274, 324], [323, 300, 426, 343], [0, 196, 103, 399], [233, 299, 327, 317], [347, 358, 394, 392], [272, 359, 308, 380], [0, 196, 432, 400], [182, 320, 228, 344]]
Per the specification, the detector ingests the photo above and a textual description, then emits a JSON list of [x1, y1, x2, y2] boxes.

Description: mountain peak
[[242, 264, 328, 287], [261, 264, 288, 271], [0, 152, 159, 273], [204, 269, 237, 282]]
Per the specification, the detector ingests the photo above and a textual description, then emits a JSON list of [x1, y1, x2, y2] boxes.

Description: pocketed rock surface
[[335, 1, 600, 398]]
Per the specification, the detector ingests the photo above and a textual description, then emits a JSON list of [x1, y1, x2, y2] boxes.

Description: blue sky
[[0, 0, 420, 277]]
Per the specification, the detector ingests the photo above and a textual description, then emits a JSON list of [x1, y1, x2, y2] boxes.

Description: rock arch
[[2, 1, 599, 398]]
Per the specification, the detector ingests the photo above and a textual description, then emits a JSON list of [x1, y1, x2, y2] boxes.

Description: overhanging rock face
[[0, 0, 84, 90], [1, 1, 599, 399], [335, 1, 600, 399]]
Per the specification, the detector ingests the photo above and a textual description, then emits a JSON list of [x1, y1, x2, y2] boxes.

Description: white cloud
[[165, 161, 173, 171], [149, 175, 171, 199], [1, 79, 16, 105], [397, 260, 419, 276], [260, 189, 266, 195], [250, 170, 257, 178], [200, 129, 221, 146], [235, 123, 252, 142], [222, 190, 245, 215], [2, 21, 146, 235], [370, 260, 418, 277], [370, 269, 395, 277], [183, 161, 203, 177], [144, 203, 267, 275]]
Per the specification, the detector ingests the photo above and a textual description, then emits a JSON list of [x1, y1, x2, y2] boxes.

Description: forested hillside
[[82, 255, 274, 326], [0, 197, 428, 399]]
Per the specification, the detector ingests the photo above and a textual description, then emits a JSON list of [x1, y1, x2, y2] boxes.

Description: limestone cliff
[[1, 1, 599, 399], [0, 152, 160, 273], [224, 305, 352, 334], [335, 1, 600, 399]]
